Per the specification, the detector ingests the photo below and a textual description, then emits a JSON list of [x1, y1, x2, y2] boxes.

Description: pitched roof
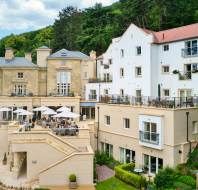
[[0, 57, 38, 68], [152, 23, 198, 44], [48, 49, 89, 59]]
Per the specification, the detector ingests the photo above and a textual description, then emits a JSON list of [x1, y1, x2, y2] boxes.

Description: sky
[[0, 0, 118, 39]]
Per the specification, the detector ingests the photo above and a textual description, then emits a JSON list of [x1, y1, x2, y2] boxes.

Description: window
[[140, 122, 159, 144], [136, 46, 141, 55], [57, 71, 71, 95], [104, 73, 110, 81], [192, 121, 198, 134], [105, 115, 110, 125], [101, 142, 113, 157], [121, 49, 124, 57], [123, 118, 130, 129], [120, 148, 135, 163], [17, 72, 24, 79], [185, 40, 197, 55], [120, 89, 124, 97], [104, 89, 108, 95], [120, 68, 124, 78], [163, 89, 170, 97], [14, 84, 26, 95], [89, 90, 96, 100], [163, 44, 169, 51], [162, 65, 170, 74], [135, 67, 142, 77], [108, 59, 112, 65], [143, 154, 163, 174]]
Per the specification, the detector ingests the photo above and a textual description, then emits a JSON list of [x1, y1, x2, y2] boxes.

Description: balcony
[[181, 47, 198, 58], [88, 77, 112, 83], [100, 95, 198, 108], [139, 131, 159, 145], [89, 94, 97, 100]]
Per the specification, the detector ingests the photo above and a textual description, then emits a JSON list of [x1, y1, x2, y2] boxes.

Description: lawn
[[95, 177, 136, 190]]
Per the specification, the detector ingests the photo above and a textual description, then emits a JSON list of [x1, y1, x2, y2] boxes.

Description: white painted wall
[[85, 23, 198, 100]]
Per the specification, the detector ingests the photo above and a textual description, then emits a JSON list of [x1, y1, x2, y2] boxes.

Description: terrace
[[100, 95, 198, 109]]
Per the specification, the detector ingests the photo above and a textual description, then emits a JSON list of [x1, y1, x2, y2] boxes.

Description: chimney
[[36, 46, 51, 67], [25, 52, 32, 62], [5, 47, 14, 60], [89, 50, 96, 59]]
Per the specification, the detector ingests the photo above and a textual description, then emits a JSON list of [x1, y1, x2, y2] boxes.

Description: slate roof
[[48, 49, 89, 59], [0, 57, 38, 68]]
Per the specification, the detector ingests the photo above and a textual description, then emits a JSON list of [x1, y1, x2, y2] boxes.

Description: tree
[[52, 6, 83, 51]]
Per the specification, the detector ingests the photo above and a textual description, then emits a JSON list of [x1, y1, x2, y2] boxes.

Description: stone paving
[[96, 165, 115, 182]]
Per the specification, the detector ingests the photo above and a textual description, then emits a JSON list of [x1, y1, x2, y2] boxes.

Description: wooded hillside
[[1, 0, 198, 60]]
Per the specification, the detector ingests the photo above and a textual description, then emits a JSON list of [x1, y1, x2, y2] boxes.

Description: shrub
[[154, 167, 177, 189], [176, 163, 193, 176], [177, 175, 196, 187], [173, 181, 193, 190], [115, 163, 146, 188], [94, 151, 121, 169], [69, 174, 76, 182]]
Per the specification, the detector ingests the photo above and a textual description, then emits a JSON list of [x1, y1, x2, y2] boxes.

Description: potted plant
[[2, 153, 7, 165], [69, 174, 77, 189], [172, 70, 179, 74]]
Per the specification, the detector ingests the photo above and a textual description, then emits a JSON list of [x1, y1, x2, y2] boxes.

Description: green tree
[[52, 6, 83, 51]]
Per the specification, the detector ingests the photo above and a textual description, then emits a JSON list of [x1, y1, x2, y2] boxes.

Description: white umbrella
[[18, 110, 33, 116], [0, 107, 11, 112], [56, 106, 70, 112], [52, 111, 79, 118], [33, 106, 49, 112], [13, 108, 26, 113], [42, 109, 57, 115]]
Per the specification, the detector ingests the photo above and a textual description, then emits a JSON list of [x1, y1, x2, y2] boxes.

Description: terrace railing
[[100, 95, 198, 108]]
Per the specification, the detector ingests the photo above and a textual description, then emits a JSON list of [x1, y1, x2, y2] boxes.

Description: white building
[[86, 23, 198, 102]]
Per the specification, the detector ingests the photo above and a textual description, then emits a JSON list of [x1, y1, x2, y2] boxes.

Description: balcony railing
[[89, 94, 97, 100], [100, 95, 198, 108], [88, 77, 112, 83], [182, 47, 198, 58], [139, 131, 159, 145]]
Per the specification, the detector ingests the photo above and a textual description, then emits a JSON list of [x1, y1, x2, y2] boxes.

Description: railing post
[[173, 97, 176, 108], [186, 97, 188, 108]]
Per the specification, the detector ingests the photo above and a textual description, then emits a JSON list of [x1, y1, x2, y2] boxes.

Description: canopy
[[52, 111, 79, 118], [13, 108, 27, 114], [42, 109, 57, 115], [33, 106, 50, 112], [18, 110, 33, 116], [56, 106, 70, 112], [0, 107, 11, 112]]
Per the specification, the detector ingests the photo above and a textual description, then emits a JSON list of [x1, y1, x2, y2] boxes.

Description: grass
[[95, 177, 136, 190]]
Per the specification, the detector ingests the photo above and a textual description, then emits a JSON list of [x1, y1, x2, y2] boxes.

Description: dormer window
[[17, 72, 23, 79]]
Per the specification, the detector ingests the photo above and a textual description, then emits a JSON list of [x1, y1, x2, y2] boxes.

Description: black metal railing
[[88, 77, 112, 83], [100, 95, 198, 108], [182, 47, 198, 58], [89, 94, 97, 100], [139, 131, 159, 145]]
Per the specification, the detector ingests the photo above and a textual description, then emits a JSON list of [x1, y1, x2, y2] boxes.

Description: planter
[[69, 182, 77, 189]]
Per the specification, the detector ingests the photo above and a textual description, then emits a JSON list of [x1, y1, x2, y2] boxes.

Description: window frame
[[104, 115, 111, 126], [162, 65, 170, 74], [17, 72, 24, 79], [123, 118, 130, 129]]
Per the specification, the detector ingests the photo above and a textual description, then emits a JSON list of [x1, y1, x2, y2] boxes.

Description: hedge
[[177, 175, 196, 188], [115, 163, 146, 188]]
